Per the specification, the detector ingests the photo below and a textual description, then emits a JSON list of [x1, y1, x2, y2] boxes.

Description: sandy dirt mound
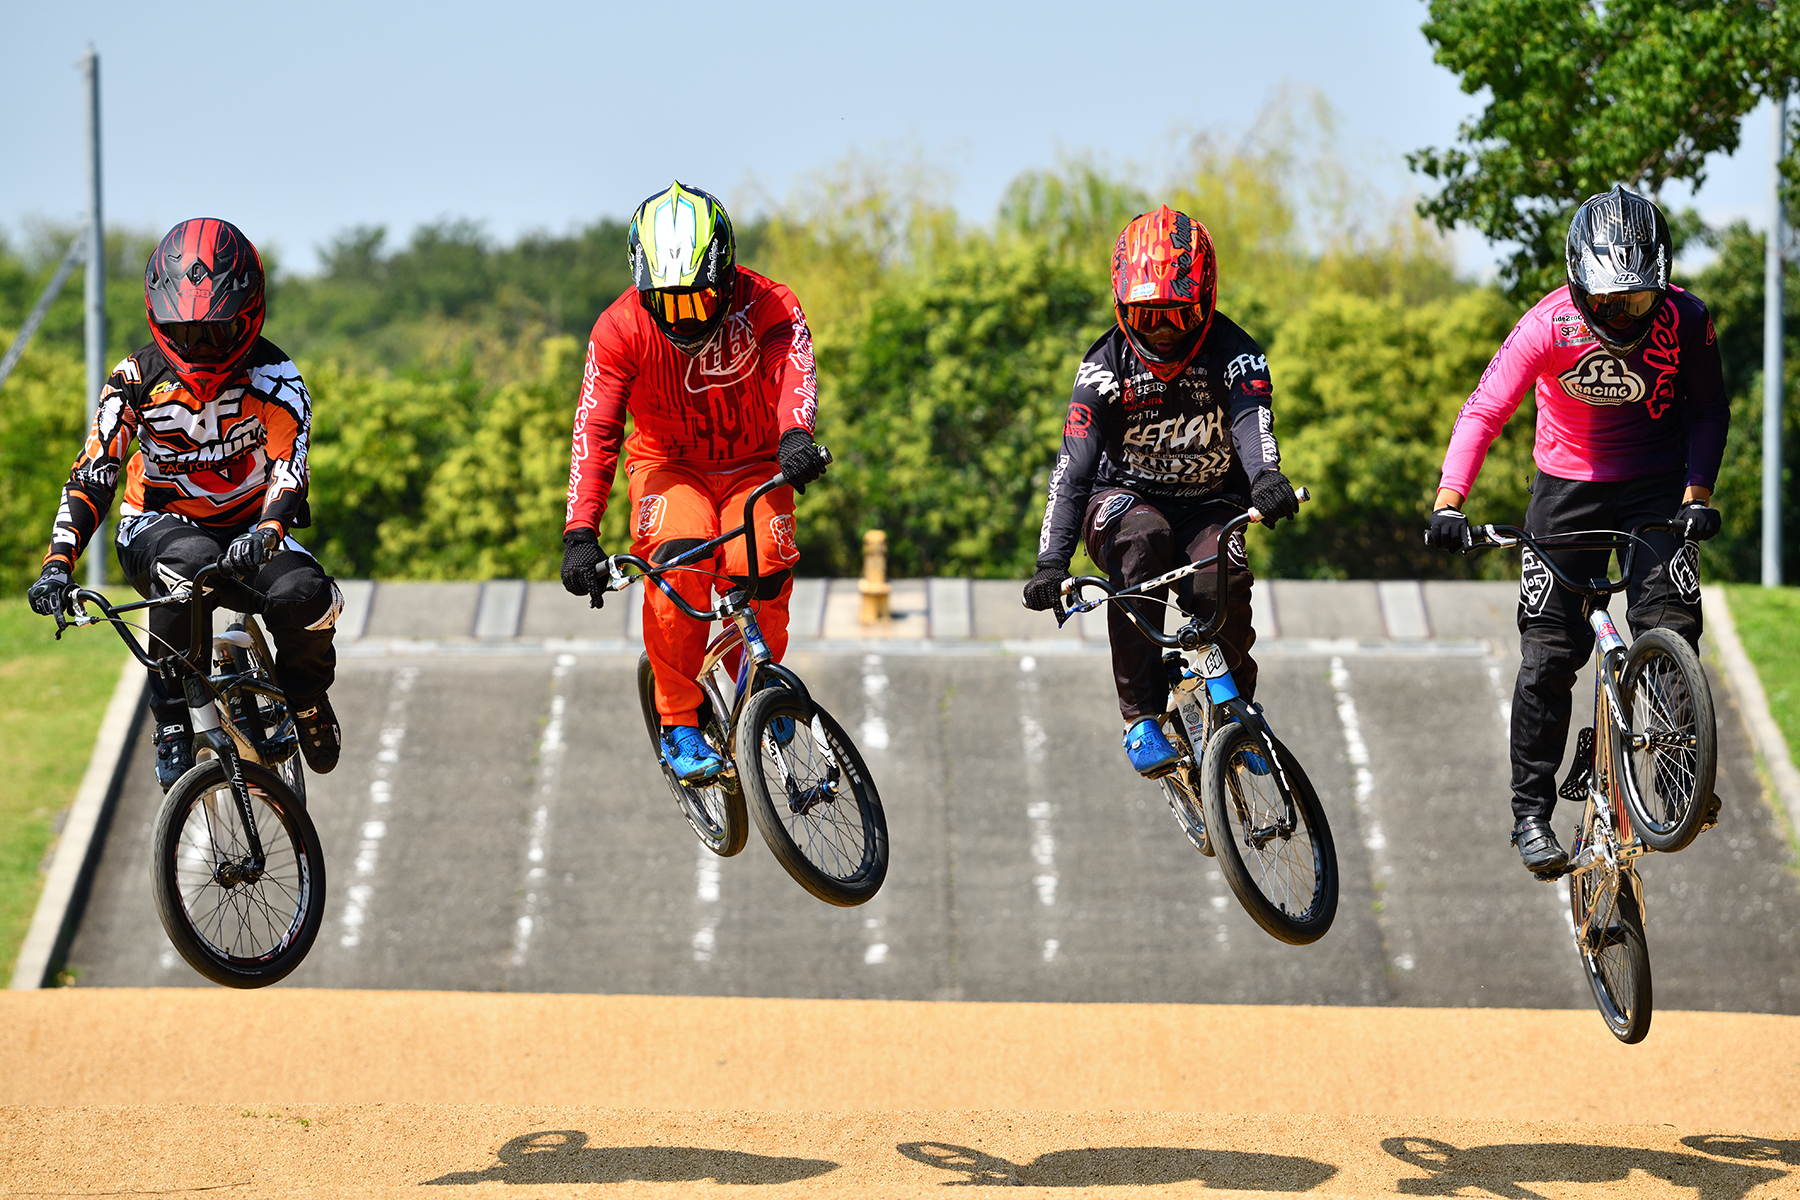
[[5, 991, 1799, 1197]]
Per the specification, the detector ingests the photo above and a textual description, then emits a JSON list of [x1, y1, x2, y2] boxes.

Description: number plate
[[1198, 645, 1230, 679]]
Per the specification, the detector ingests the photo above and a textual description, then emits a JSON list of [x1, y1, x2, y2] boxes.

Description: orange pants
[[628, 459, 799, 726]]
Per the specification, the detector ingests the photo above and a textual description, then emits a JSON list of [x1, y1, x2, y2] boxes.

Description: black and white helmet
[[1565, 184, 1671, 357]]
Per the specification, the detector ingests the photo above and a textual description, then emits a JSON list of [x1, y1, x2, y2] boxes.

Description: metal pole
[[82, 45, 106, 589]]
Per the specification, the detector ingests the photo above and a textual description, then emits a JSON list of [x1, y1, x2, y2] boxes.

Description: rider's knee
[[261, 563, 339, 631], [728, 569, 791, 601]]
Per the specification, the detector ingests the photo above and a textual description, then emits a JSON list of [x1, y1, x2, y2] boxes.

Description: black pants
[[116, 513, 340, 718], [1511, 469, 1700, 823], [1083, 488, 1258, 723]]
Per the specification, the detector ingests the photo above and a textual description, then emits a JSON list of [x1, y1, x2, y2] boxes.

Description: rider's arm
[[245, 350, 313, 539], [1438, 310, 1552, 501], [1036, 340, 1115, 569], [564, 306, 636, 534], [1222, 344, 1279, 480], [44, 356, 140, 571], [1679, 300, 1730, 497], [755, 282, 819, 437]]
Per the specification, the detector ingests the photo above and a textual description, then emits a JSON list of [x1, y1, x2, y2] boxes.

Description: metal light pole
[[82, 44, 106, 589]]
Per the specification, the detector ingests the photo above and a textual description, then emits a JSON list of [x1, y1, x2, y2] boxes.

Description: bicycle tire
[[636, 652, 747, 857], [736, 685, 888, 906], [1616, 627, 1716, 853], [1201, 722, 1337, 944], [1159, 716, 1213, 857], [226, 618, 306, 806], [1569, 816, 1653, 1043], [151, 758, 326, 988]]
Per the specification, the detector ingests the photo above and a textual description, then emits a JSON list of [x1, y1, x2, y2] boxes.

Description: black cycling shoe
[[293, 696, 341, 775], [152, 721, 194, 792], [1511, 816, 1569, 877]]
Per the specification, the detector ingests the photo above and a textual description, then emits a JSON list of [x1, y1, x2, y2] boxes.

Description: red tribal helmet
[[1111, 205, 1217, 381], [144, 218, 266, 400]]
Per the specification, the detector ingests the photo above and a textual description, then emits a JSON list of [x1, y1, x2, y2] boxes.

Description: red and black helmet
[[144, 218, 266, 399], [1111, 205, 1218, 381]]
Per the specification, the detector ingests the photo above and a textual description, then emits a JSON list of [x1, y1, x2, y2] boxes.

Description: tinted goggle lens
[[1584, 290, 1659, 321], [653, 286, 722, 329], [159, 318, 244, 355], [1121, 301, 1207, 333]]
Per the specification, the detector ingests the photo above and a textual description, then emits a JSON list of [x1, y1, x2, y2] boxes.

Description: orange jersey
[[45, 338, 311, 569], [563, 268, 817, 531]]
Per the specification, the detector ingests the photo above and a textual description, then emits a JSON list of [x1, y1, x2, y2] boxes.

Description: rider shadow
[[896, 1141, 1336, 1189], [421, 1130, 839, 1187], [1383, 1135, 1788, 1199], [1682, 1135, 1800, 1167]]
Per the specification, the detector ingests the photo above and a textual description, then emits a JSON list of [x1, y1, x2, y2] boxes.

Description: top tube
[[1468, 520, 1684, 601]]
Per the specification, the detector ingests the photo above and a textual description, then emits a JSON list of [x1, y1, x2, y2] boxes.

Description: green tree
[[0, 331, 88, 594]]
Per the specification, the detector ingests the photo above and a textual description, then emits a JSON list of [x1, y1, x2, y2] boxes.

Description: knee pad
[[653, 538, 710, 565], [262, 566, 337, 631], [728, 569, 792, 601]]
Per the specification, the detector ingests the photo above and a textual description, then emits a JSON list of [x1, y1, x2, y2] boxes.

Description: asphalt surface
[[64, 585, 1800, 1013]]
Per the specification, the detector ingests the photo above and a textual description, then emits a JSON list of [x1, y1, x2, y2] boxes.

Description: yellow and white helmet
[[628, 180, 736, 353]]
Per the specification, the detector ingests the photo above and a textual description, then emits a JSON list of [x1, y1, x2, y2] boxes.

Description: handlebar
[[1466, 519, 1683, 601], [601, 444, 833, 623], [1052, 486, 1311, 651], [58, 560, 256, 673]]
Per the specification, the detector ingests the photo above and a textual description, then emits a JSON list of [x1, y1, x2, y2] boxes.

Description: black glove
[[1677, 500, 1721, 542], [1423, 506, 1471, 554], [222, 526, 279, 577], [561, 528, 608, 606], [1022, 566, 1071, 612], [1250, 469, 1300, 524], [27, 564, 72, 616], [778, 429, 828, 494]]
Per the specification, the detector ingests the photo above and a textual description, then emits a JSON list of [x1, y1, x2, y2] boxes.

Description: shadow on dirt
[[1383, 1135, 1789, 1199], [895, 1141, 1336, 1189], [421, 1130, 838, 1186], [1682, 1134, 1800, 1167]]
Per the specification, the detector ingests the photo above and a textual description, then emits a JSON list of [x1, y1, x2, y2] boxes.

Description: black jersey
[[1036, 313, 1280, 569]]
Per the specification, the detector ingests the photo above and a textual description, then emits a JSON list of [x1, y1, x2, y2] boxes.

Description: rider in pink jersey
[[1424, 185, 1728, 876]]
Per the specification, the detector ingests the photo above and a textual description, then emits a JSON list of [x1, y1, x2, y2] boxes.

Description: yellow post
[[858, 529, 891, 624]]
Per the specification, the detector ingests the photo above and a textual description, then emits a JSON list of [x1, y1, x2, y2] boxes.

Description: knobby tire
[[1616, 627, 1716, 854]]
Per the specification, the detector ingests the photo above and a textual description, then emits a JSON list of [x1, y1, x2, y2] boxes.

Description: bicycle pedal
[[1532, 867, 1567, 884]]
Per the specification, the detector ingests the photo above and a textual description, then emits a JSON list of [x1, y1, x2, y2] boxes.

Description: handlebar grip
[[1295, 486, 1311, 504], [816, 443, 833, 466]]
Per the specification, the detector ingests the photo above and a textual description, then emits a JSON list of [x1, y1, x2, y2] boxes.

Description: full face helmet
[[144, 218, 266, 401], [1111, 205, 1218, 381], [1565, 184, 1672, 357], [627, 181, 736, 354]]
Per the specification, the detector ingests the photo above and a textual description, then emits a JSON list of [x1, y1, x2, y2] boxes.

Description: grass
[[1724, 585, 1800, 763], [0, 598, 128, 982]]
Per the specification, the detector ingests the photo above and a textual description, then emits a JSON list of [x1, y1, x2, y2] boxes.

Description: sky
[[1, 0, 1784, 279]]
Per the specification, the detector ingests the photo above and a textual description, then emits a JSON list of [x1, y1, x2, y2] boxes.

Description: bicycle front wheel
[[1201, 722, 1337, 945], [1617, 627, 1716, 853], [737, 685, 888, 906], [636, 653, 747, 857], [151, 758, 326, 988], [1570, 822, 1652, 1043]]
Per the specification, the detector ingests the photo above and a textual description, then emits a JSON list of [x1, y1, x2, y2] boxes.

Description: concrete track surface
[[62, 580, 1800, 1014]]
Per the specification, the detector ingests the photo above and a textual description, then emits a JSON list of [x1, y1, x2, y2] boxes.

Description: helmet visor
[[649, 285, 723, 339], [1120, 299, 1209, 334], [155, 318, 246, 362], [1578, 288, 1660, 323]]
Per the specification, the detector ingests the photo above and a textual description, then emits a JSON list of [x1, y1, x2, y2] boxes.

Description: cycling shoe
[[662, 724, 725, 783], [1511, 816, 1569, 876], [153, 720, 194, 792], [1124, 718, 1181, 778]]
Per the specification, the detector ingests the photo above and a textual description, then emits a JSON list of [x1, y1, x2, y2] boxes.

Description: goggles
[[1119, 299, 1208, 334], [1581, 289, 1660, 322], [157, 318, 245, 359], [650, 285, 723, 329]]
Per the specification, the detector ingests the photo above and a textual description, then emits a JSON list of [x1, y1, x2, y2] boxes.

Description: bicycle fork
[[183, 673, 268, 879], [1171, 645, 1297, 839]]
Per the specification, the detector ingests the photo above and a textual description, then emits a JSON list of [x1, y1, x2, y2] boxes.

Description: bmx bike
[[1046, 491, 1339, 945], [53, 562, 325, 987], [1469, 520, 1718, 1043], [601, 448, 889, 907]]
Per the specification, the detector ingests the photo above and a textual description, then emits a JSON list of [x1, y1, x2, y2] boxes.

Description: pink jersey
[[1440, 285, 1728, 496]]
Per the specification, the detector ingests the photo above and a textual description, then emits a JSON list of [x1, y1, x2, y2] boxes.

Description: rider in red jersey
[[560, 181, 827, 782]]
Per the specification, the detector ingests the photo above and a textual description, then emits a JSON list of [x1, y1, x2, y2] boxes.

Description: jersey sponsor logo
[[1074, 360, 1120, 398], [1242, 378, 1271, 396], [116, 356, 140, 383], [1123, 410, 1222, 454], [1705, 315, 1717, 346], [1038, 452, 1069, 557], [1123, 445, 1232, 489], [1093, 491, 1133, 530], [1553, 312, 1598, 347], [633, 494, 667, 541], [1557, 351, 1645, 406], [768, 513, 799, 563], [1519, 548, 1553, 616], [1224, 352, 1267, 388], [1639, 304, 1682, 418], [686, 310, 757, 391], [1064, 402, 1092, 439], [787, 307, 819, 430]]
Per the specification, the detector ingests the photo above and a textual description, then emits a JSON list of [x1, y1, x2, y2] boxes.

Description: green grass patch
[[0, 598, 128, 981], [1724, 585, 1800, 762]]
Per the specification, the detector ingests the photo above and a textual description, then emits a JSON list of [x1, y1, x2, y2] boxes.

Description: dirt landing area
[[4, 991, 1799, 1197]]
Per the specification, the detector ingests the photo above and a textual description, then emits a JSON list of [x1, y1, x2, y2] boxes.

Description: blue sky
[[1, 0, 1781, 278]]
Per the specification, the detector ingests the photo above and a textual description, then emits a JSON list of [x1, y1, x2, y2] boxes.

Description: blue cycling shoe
[[661, 724, 725, 783], [1123, 718, 1181, 778]]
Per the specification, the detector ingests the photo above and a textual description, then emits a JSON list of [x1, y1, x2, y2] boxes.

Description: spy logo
[[633, 494, 667, 541], [768, 513, 799, 563], [1669, 542, 1700, 604], [1558, 352, 1645, 406], [1093, 492, 1134, 531], [1519, 548, 1553, 616]]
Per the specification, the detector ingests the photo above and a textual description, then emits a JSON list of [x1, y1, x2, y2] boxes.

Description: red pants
[[628, 459, 799, 726]]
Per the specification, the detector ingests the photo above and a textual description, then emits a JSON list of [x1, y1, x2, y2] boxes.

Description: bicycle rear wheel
[[1160, 716, 1213, 857], [1617, 627, 1716, 853], [226, 617, 306, 805], [737, 685, 888, 906], [1201, 722, 1337, 945], [1569, 813, 1652, 1043], [636, 652, 747, 857], [152, 758, 325, 988]]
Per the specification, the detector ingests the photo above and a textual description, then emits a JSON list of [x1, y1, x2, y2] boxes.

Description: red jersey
[[564, 268, 818, 532]]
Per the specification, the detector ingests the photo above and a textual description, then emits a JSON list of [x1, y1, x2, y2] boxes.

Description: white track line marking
[[692, 842, 722, 962], [1330, 656, 1411, 973], [339, 666, 416, 948], [512, 654, 574, 968], [1017, 655, 1060, 962], [859, 654, 890, 750]]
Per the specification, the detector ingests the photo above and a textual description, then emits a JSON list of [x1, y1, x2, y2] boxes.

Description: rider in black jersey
[[1024, 205, 1299, 776]]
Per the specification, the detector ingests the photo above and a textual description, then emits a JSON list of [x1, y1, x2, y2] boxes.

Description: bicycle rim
[[1202, 723, 1337, 944], [1619, 629, 1715, 853], [1569, 822, 1652, 1043]]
